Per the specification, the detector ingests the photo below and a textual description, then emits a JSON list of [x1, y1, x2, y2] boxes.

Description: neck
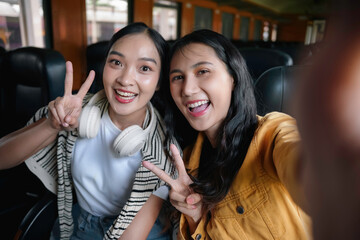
[[108, 106, 147, 131], [204, 131, 218, 148]]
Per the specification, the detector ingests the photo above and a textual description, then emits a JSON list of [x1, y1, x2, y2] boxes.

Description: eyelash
[[171, 69, 210, 81], [141, 66, 152, 72], [171, 75, 184, 81], [197, 69, 209, 76], [108, 60, 153, 73], [109, 59, 122, 67]]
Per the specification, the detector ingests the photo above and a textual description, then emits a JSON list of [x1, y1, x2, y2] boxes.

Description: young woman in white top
[[0, 22, 178, 240]]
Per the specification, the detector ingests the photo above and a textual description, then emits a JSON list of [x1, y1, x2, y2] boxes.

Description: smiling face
[[169, 43, 234, 143], [102, 33, 161, 129]]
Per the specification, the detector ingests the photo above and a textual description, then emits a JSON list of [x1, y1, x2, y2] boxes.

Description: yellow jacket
[[179, 112, 312, 240]]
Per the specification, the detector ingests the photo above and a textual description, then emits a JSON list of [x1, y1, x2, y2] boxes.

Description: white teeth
[[115, 90, 136, 97], [187, 100, 209, 108]]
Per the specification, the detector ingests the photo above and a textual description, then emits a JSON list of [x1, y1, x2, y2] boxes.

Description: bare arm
[[119, 194, 164, 240], [0, 61, 95, 169], [0, 117, 59, 169]]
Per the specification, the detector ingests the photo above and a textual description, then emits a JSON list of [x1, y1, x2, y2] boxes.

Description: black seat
[[13, 190, 57, 240], [0, 47, 66, 240], [272, 42, 312, 65], [86, 41, 109, 93], [254, 65, 309, 116], [239, 47, 293, 81], [1, 47, 66, 136]]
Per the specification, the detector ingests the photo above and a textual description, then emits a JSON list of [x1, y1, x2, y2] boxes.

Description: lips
[[114, 89, 137, 103], [186, 100, 210, 117]]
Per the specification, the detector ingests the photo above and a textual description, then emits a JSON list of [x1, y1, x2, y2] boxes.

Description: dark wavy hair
[[162, 29, 258, 212]]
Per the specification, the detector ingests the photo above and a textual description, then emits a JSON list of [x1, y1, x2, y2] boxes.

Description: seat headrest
[[86, 41, 109, 93], [254, 65, 309, 116], [3, 47, 66, 101], [239, 47, 293, 81], [0, 47, 66, 135]]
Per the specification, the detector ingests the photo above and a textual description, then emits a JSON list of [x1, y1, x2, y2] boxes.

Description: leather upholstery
[[1, 47, 66, 136], [0, 47, 66, 239], [254, 65, 308, 116], [14, 190, 57, 240], [239, 47, 293, 81], [86, 41, 109, 93]]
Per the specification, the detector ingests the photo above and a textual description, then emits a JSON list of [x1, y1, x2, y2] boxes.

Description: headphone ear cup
[[78, 105, 101, 138], [113, 125, 147, 157]]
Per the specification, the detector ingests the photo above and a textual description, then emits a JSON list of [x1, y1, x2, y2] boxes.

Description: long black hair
[[162, 29, 258, 211]]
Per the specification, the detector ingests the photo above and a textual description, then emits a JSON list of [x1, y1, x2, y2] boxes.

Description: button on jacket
[[179, 112, 312, 240]]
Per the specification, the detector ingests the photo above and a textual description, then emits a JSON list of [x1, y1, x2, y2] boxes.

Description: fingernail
[[187, 197, 194, 204], [63, 122, 69, 127], [191, 205, 196, 209]]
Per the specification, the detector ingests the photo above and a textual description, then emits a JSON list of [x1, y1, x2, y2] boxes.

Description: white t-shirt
[[72, 110, 168, 217]]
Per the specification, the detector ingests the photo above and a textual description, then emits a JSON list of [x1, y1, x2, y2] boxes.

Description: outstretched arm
[[0, 61, 95, 169], [119, 195, 164, 240]]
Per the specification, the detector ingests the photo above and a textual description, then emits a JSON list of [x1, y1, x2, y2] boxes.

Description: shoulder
[[258, 111, 295, 124], [256, 112, 297, 133], [253, 112, 299, 149]]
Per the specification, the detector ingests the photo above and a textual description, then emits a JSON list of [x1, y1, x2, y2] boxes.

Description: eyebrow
[[170, 61, 213, 75], [109, 51, 157, 65], [109, 51, 124, 58], [140, 57, 157, 65]]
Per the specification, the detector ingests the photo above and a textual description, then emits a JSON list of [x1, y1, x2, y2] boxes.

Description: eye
[[140, 66, 151, 72], [171, 75, 184, 82], [197, 69, 209, 76], [109, 59, 122, 67]]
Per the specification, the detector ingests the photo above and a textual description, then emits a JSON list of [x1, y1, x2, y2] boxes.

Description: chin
[[188, 122, 208, 132]]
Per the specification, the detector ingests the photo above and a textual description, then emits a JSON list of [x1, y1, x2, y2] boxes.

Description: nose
[[116, 66, 135, 86], [182, 77, 198, 97]]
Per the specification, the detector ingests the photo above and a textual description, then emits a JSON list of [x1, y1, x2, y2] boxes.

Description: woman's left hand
[[142, 144, 203, 225]]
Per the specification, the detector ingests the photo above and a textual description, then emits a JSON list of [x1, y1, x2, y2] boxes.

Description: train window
[[222, 12, 234, 39], [253, 19, 262, 41], [153, 0, 179, 40], [271, 23, 277, 42], [240, 16, 250, 41], [263, 21, 270, 41], [194, 6, 212, 30], [0, 0, 45, 50], [305, 20, 326, 45], [86, 0, 128, 44]]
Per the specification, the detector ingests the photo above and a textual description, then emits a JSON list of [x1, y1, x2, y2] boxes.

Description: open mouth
[[115, 89, 137, 100], [187, 100, 210, 113]]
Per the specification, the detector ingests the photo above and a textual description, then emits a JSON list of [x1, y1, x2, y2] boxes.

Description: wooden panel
[[187, 0, 217, 9], [277, 15, 307, 41], [133, 0, 154, 27], [233, 14, 241, 40], [180, 2, 195, 36], [212, 9, 222, 33], [51, 0, 87, 90]]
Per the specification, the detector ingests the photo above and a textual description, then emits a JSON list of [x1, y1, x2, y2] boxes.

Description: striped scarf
[[25, 92, 179, 239]]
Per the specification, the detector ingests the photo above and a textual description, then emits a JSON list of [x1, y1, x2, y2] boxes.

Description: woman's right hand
[[47, 61, 95, 131]]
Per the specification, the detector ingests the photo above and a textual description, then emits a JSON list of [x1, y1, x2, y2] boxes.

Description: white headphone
[[78, 90, 156, 157]]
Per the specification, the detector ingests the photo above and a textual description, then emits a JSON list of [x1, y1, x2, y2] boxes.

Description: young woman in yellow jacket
[[143, 29, 312, 240]]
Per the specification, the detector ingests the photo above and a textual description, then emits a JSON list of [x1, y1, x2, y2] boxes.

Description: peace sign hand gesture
[[47, 61, 95, 131], [143, 144, 204, 231]]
